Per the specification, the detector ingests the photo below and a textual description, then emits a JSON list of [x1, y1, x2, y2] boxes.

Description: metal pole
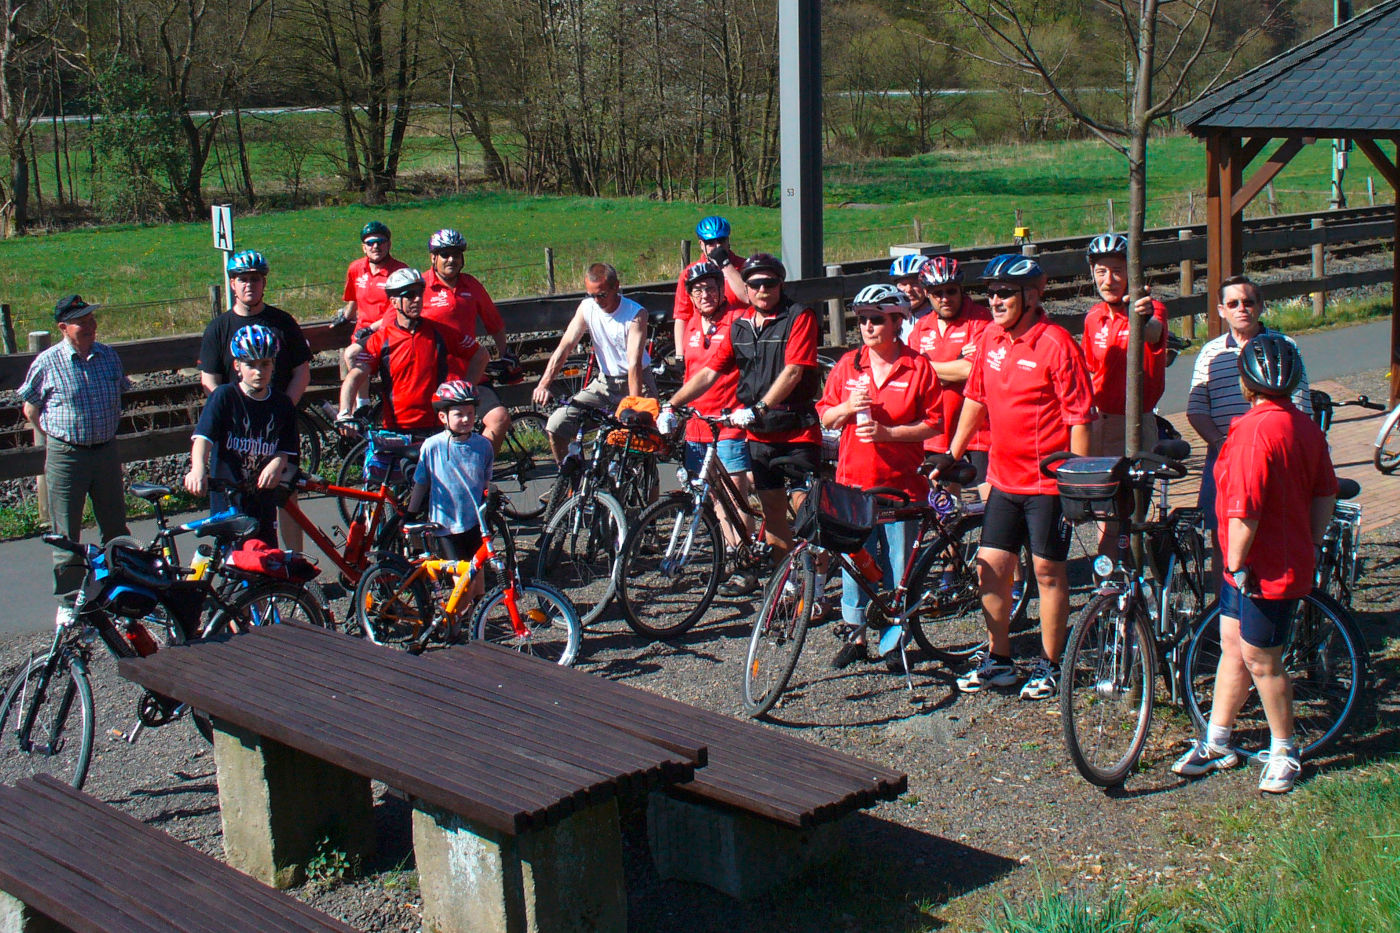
[[779, 0, 823, 280], [824, 264, 846, 348], [545, 247, 556, 295], [1331, 1, 1353, 209]]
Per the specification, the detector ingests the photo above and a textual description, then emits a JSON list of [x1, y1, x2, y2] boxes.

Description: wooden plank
[[1232, 137, 1305, 216]]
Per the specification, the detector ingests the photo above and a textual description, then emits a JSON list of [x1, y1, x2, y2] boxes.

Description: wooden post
[[1021, 243, 1038, 257], [681, 239, 691, 267], [0, 304, 15, 354], [29, 331, 51, 527], [544, 247, 556, 295], [1312, 217, 1326, 318], [1188, 191, 1195, 223], [208, 285, 222, 320], [1266, 183, 1279, 215], [1107, 198, 1115, 231], [1368, 176, 1376, 206], [912, 217, 923, 240], [1178, 230, 1196, 340], [824, 264, 846, 348]]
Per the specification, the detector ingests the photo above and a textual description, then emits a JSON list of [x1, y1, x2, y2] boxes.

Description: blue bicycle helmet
[[889, 254, 927, 280], [226, 250, 268, 276], [1086, 233, 1128, 263], [695, 216, 731, 242], [429, 228, 466, 252], [980, 254, 1045, 283], [229, 324, 281, 361]]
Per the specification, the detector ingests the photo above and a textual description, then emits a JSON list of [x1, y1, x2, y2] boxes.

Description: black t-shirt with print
[[198, 304, 312, 393], [193, 384, 299, 486]]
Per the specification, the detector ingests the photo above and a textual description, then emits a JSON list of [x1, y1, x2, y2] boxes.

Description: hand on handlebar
[[657, 406, 679, 435], [336, 416, 363, 440], [730, 407, 756, 428], [183, 468, 208, 497]]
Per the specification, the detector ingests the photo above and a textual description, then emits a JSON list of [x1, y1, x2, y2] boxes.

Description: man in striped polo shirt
[[1187, 275, 1311, 572], [19, 295, 131, 625]]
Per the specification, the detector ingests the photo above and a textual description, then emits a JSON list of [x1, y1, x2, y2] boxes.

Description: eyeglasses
[[688, 280, 720, 294], [858, 314, 889, 327], [987, 287, 1020, 300], [746, 278, 781, 290], [928, 287, 961, 298], [1223, 298, 1259, 309]]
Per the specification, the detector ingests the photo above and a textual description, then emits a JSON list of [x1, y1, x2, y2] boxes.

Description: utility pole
[[779, 0, 823, 281], [1330, 0, 1354, 209]]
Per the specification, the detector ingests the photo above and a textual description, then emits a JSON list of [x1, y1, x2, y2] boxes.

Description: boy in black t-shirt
[[186, 324, 299, 547]]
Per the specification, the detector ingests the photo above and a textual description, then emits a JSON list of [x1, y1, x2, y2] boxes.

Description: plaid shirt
[[18, 340, 129, 445]]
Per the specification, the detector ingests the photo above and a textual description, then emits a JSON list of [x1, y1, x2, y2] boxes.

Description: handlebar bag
[[1055, 456, 1130, 523], [792, 479, 875, 553]]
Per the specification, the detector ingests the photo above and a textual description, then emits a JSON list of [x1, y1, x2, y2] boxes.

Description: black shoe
[[832, 641, 868, 670], [719, 571, 759, 597]]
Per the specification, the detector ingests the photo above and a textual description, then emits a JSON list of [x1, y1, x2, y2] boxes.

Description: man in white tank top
[[534, 262, 655, 462]]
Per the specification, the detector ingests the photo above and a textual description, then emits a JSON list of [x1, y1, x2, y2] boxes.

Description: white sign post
[[212, 204, 235, 311]]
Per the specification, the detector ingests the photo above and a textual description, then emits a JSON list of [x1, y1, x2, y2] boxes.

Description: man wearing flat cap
[[19, 295, 131, 626]]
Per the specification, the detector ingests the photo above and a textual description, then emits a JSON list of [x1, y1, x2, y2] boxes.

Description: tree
[[0, 0, 65, 234]]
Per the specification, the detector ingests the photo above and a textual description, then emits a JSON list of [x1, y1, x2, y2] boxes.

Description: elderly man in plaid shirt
[[20, 295, 131, 626]]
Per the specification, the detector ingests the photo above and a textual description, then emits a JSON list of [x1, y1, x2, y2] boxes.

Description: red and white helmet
[[432, 380, 479, 411], [920, 256, 964, 288]]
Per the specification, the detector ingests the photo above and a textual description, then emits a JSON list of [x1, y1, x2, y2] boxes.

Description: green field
[[1, 133, 1390, 342]]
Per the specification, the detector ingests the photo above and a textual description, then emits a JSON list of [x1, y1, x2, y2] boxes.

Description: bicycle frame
[[285, 474, 406, 582]]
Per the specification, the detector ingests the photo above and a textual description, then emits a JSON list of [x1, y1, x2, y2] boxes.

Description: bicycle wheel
[[741, 548, 816, 719], [0, 649, 94, 789], [334, 439, 370, 524], [295, 409, 324, 476], [617, 454, 660, 518], [1060, 592, 1156, 787], [353, 556, 433, 648], [472, 578, 582, 666], [494, 411, 557, 522], [535, 491, 626, 627], [209, 580, 331, 633], [617, 496, 722, 641], [1374, 404, 1400, 474], [541, 460, 584, 526], [1160, 521, 1208, 643], [1182, 591, 1367, 760]]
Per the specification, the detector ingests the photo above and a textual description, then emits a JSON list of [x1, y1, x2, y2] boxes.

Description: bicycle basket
[[1055, 456, 1129, 523], [792, 479, 875, 553], [605, 428, 669, 455]]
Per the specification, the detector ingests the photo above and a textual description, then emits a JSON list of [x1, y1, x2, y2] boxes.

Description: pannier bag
[[227, 539, 322, 583], [1055, 456, 1129, 523], [792, 479, 876, 553], [607, 396, 669, 455]]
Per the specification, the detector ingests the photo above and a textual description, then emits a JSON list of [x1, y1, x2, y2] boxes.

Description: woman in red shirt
[[1173, 334, 1338, 794], [817, 285, 939, 668]]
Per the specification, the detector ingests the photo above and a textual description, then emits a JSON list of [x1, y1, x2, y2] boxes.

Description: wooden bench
[[438, 644, 909, 899], [119, 623, 705, 933], [0, 775, 353, 933]]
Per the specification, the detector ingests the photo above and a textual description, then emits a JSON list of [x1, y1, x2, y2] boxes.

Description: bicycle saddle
[[195, 513, 261, 543], [1151, 438, 1192, 462], [130, 482, 172, 502], [1337, 478, 1360, 501], [404, 521, 446, 538]]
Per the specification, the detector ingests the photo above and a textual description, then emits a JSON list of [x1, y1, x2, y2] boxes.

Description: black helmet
[[740, 253, 786, 282], [1237, 332, 1303, 397]]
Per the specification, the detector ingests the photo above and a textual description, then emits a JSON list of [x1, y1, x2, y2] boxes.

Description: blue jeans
[[840, 519, 912, 629]]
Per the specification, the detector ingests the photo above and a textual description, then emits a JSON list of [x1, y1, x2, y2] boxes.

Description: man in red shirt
[[1173, 333, 1336, 795], [671, 215, 748, 353], [1080, 234, 1169, 457], [336, 268, 475, 435], [944, 255, 1093, 700], [906, 255, 993, 487], [336, 221, 408, 331]]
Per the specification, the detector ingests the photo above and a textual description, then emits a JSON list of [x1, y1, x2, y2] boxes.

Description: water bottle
[[851, 548, 882, 584], [124, 621, 160, 657], [189, 545, 213, 580], [345, 518, 368, 566]]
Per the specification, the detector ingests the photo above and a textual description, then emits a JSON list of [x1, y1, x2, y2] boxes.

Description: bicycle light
[[1093, 555, 1115, 579], [675, 466, 689, 486]]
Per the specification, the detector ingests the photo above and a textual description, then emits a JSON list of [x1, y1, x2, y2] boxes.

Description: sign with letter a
[[211, 204, 234, 251]]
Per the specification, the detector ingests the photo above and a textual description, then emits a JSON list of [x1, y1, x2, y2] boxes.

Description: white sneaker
[[1019, 658, 1059, 701], [1259, 751, 1302, 794], [55, 605, 77, 628], [956, 651, 1018, 693], [1171, 740, 1240, 777]]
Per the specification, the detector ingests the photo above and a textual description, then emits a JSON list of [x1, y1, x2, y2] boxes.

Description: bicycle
[[1375, 397, 1400, 474], [1309, 390, 1381, 607], [1044, 443, 1213, 787], [353, 496, 581, 664]]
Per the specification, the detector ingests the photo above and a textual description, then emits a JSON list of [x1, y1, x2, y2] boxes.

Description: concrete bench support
[[412, 799, 627, 933], [0, 893, 68, 933], [212, 721, 375, 889], [647, 793, 842, 900]]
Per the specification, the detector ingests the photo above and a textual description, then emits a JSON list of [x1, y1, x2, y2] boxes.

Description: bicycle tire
[[741, 548, 816, 719], [1374, 403, 1400, 474], [1060, 592, 1156, 787], [535, 491, 626, 627], [1159, 519, 1208, 645], [0, 649, 94, 789], [541, 460, 584, 526], [494, 410, 557, 522], [295, 409, 324, 476], [334, 438, 370, 525], [617, 496, 723, 641], [1182, 590, 1367, 760], [353, 555, 433, 648], [206, 580, 331, 633], [472, 578, 582, 666]]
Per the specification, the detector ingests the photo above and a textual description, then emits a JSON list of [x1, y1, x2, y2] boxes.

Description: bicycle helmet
[[695, 216, 731, 241], [429, 228, 466, 252], [740, 252, 786, 282], [360, 220, 390, 242], [889, 254, 927, 280], [980, 253, 1045, 284], [226, 250, 268, 276], [852, 283, 912, 315], [384, 267, 425, 298], [1237, 332, 1303, 398], [920, 255, 963, 288], [684, 261, 723, 289], [432, 380, 479, 411], [229, 324, 281, 361], [1086, 233, 1128, 263]]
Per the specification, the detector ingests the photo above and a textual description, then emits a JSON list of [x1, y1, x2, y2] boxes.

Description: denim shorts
[[685, 439, 751, 474], [1220, 581, 1298, 649]]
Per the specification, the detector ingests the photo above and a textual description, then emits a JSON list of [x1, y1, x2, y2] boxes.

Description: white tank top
[[582, 295, 650, 378]]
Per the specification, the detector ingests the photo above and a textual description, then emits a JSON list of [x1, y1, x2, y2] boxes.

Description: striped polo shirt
[[1186, 326, 1311, 438], [18, 340, 129, 446]]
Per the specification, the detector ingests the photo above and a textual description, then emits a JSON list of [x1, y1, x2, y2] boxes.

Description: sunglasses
[[362, 238, 388, 246], [858, 314, 889, 327], [986, 287, 1020, 300], [746, 278, 781, 290], [392, 288, 425, 300], [928, 286, 961, 298], [586, 289, 613, 300]]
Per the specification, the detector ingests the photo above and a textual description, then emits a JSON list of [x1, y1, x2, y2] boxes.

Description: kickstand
[[897, 635, 926, 706], [124, 720, 145, 745]]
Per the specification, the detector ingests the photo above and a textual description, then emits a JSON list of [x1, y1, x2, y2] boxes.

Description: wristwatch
[[752, 400, 770, 416]]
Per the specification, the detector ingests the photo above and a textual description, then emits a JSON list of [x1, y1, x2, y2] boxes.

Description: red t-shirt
[[1081, 299, 1169, 415], [1214, 398, 1338, 600], [342, 256, 409, 328], [907, 297, 993, 453], [673, 251, 748, 324], [817, 345, 940, 501], [965, 311, 1094, 495], [361, 318, 473, 432], [421, 269, 504, 353], [708, 305, 822, 445], [681, 308, 747, 443]]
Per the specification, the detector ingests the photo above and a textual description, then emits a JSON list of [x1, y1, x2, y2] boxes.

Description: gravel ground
[[0, 367, 1395, 931]]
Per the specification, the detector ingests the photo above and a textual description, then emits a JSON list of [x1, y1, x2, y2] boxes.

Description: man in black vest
[[664, 253, 822, 557]]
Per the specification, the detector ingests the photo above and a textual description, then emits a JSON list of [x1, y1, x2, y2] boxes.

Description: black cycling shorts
[[965, 450, 989, 487], [434, 526, 484, 562], [748, 440, 821, 491], [981, 488, 1072, 562], [1220, 582, 1298, 649]]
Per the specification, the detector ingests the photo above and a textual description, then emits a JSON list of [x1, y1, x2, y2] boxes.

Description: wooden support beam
[[1204, 133, 1243, 338], [1239, 136, 1271, 169], [1355, 138, 1400, 191], [1232, 137, 1306, 216]]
